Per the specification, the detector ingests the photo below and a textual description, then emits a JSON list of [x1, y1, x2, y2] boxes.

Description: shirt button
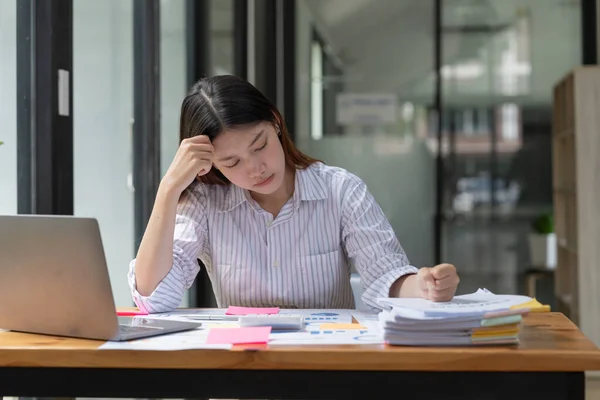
[[273, 260, 279, 267]]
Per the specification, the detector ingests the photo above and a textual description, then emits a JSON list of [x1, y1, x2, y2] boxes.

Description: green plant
[[532, 213, 554, 234]]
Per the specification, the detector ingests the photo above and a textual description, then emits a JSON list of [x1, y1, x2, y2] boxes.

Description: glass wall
[[73, 0, 135, 307], [439, 0, 581, 300], [160, 0, 190, 306], [211, 0, 235, 75], [0, 0, 17, 215], [160, 0, 188, 179], [296, 0, 437, 272], [295, 0, 583, 302]]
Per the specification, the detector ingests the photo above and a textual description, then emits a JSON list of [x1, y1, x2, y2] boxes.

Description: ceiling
[[302, 0, 582, 100]]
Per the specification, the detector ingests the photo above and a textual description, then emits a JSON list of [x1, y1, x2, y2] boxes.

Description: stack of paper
[[376, 289, 550, 346]]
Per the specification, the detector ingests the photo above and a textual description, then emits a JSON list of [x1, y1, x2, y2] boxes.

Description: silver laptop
[[0, 214, 202, 341]]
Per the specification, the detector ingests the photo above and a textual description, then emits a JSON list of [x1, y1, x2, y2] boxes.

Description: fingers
[[419, 264, 459, 302], [430, 263, 456, 280], [417, 268, 435, 291], [429, 287, 455, 302], [182, 140, 214, 168], [433, 275, 458, 290], [184, 134, 211, 144], [181, 135, 214, 155], [186, 143, 214, 155]]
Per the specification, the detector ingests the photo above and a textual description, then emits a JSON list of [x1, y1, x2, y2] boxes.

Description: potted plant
[[528, 213, 557, 269]]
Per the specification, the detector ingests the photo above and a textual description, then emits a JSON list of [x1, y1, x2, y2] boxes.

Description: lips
[[254, 174, 274, 187]]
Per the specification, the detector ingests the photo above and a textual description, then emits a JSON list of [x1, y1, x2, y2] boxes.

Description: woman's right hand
[[160, 135, 214, 195]]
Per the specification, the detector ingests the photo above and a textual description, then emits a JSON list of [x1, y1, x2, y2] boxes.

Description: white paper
[[145, 308, 354, 325], [108, 309, 366, 348], [351, 310, 380, 326], [268, 327, 383, 345], [288, 309, 353, 325], [268, 310, 382, 345], [98, 328, 232, 351], [376, 289, 533, 318], [147, 308, 231, 321]]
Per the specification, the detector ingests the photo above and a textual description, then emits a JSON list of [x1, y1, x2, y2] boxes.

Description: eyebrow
[[216, 130, 265, 163]]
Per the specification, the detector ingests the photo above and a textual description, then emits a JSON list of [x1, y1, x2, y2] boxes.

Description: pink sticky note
[[206, 327, 272, 345], [225, 306, 280, 315], [117, 310, 148, 317]]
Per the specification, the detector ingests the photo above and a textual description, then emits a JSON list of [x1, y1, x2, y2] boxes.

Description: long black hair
[[179, 75, 318, 185]]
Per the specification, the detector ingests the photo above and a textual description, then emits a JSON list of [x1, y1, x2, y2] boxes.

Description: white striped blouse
[[127, 162, 418, 313]]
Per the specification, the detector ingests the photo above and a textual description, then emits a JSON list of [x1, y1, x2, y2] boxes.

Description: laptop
[[0, 214, 202, 341]]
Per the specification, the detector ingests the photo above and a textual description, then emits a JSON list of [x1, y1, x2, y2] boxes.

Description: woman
[[127, 75, 459, 313]]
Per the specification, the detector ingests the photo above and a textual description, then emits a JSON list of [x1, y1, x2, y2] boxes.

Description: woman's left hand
[[415, 263, 460, 302]]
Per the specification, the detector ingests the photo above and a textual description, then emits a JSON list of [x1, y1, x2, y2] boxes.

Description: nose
[[247, 156, 266, 178]]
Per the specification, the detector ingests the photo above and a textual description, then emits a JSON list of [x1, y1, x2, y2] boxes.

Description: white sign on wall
[[336, 93, 397, 125]]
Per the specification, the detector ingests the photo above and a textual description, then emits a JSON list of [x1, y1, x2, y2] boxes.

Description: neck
[[251, 167, 295, 213]]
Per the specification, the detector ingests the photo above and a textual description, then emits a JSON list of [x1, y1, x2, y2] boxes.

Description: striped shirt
[[127, 162, 418, 313]]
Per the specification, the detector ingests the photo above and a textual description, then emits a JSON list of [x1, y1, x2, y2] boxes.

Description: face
[[211, 122, 287, 195]]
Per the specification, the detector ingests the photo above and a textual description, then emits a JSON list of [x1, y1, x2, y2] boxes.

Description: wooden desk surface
[[1, 312, 599, 372]]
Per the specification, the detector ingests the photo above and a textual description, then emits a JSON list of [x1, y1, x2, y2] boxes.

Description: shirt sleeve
[[340, 176, 418, 311], [127, 183, 209, 313]]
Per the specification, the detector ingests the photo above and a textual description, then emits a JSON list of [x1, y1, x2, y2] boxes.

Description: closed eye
[[255, 141, 267, 151], [225, 160, 239, 168]]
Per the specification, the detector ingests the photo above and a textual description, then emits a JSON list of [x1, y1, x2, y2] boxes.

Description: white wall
[[0, 0, 17, 215]]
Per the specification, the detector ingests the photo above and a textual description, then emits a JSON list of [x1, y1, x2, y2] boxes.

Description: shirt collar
[[295, 164, 328, 201], [216, 164, 328, 213], [216, 184, 248, 213]]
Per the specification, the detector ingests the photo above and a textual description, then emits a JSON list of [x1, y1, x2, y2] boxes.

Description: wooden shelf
[[552, 67, 600, 348]]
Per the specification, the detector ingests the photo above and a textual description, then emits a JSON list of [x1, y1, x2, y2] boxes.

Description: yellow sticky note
[[320, 323, 366, 330], [510, 298, 550, 312]]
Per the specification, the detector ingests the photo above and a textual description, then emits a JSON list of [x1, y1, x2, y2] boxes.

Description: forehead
[[212, 122, 273, 153]]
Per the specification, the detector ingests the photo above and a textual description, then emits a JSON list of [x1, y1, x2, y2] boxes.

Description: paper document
[[111, 308, 368, 347], [145, 308, 353, 324], [145, 309, 238, 322], [292, 309, 353, 324], [376, 289, 546, 346], [377, 289, 536, 318], [98, 328, 232, 351], [267, 310, 382, 345], [351, 311, 380, 325], [268, 327, 383, 345], [320, 323, 365, 330]]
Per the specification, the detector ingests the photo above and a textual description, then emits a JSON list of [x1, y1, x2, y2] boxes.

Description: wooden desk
[[1, 312, 599, 399]]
